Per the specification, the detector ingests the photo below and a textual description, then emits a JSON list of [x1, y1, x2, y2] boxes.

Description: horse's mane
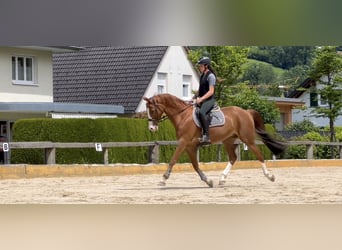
[[154, 93, 189, 108]]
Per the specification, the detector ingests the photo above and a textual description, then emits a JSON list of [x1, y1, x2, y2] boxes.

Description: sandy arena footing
[[0, 160, 341, 204]]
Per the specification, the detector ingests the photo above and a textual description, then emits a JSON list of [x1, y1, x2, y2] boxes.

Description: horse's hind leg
[[185, 145, 213, 188], [219, 140, 238, 186], [247, 143, 275, 182]]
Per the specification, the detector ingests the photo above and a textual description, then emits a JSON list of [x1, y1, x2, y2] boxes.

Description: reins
[[148, 100, 193, 123]]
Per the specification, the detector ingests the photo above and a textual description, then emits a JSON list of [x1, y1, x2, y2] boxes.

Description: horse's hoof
[[207, 179, 214, 188], [218, 180, 225, 186], [269, 175, 275, 182], [158, 181, 166, 186]]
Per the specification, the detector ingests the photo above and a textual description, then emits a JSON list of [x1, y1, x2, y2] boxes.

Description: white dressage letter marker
[[2, 143, 9, 152], [95, 143, 102, 152]]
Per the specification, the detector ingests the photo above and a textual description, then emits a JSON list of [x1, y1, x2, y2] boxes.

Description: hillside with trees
[[189, 46, 316, 98], [188, 46, 317, 122], [188, 46, 342, 139]]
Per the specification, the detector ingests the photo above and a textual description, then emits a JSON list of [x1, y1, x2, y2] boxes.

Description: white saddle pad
[[193, 107, 225, 128]]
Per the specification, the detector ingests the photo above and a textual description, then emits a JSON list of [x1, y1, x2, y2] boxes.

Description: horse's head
[[143, 96, 165, 132]]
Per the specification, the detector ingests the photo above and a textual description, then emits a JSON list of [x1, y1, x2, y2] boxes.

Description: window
[[12, 56, 35, 84], [310, 92, 318, 107], [182, 75, 192, 98], [182, 84, 189, 97], [157, 85, 165, 94], [310, 92, 328, 107], [318, 95, 328, 106], [157, 72, 167, 94]]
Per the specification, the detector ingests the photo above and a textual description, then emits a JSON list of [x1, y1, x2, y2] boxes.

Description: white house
[[0, 46, 124, 141], [136, 46, 200, 112], [288, 78, 342, 127], [53, 46, 200, 114]]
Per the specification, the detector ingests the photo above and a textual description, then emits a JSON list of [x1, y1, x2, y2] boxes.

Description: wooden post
[[339, 146, 342, 159], [216, 144, 222, 162], [235, 143, 241, 161], [104, 148, 109, 165], [149, 144, 160, 164], [45, 148, 56, 164], [306, 143, 314, 159]]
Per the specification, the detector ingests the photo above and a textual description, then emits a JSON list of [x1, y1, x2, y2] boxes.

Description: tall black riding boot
[[199, 114, 211, 145]]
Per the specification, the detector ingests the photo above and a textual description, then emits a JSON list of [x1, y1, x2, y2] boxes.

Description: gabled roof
[[287, 78, 316, 98], [13, 46, 82, 53], [53, 46, 169, 114]]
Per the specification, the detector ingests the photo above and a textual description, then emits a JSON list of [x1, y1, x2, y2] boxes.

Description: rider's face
[[198, 64, 205, 73]]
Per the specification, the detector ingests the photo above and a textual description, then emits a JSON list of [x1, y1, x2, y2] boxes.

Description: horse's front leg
[[185, 144, 213, 188], [159, 141, 186, 186]]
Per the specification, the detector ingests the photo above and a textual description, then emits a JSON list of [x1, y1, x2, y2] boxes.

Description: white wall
[[136, 46, 199, 112], [0, 47, 53, 102], [292, 92, 342, 127]]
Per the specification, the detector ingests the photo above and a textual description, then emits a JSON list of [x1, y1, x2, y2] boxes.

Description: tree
[[281, 65, 310, 96], [188, 47, 280, 124], [309, 46, 342, 144], [242, 61, 276, 85], [188, 46, 249, 101], [241, 61, 280, 97], [222, 83, 280, 124], [248, 46, 315, 69]]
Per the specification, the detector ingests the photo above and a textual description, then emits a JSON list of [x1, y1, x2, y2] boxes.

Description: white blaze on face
[[147, 107, 159, 132]]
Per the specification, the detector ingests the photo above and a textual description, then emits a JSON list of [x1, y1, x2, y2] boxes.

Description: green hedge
[[11, 118, 276, 164], [284, 131, 338, 159], [12, 118, 172, 164]]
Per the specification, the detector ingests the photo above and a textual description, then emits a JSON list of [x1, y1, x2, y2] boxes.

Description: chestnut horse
[[143, 93, 286, 187]]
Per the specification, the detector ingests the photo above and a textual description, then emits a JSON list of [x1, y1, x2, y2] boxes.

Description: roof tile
[[53, 46, 168, 113]]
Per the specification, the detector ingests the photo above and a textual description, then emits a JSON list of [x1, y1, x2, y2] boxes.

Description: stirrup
[[199, 135, 211, 145]]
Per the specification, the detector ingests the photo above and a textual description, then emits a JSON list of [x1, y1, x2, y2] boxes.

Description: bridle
[[147, 98, 193, 124]]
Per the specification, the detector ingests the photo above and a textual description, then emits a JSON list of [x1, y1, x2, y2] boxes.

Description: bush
[[285, 119, 320, 132], [11, 118, 281, 164], [12, 118, 177, 164], [284, 131, 334, 159], [335, 127, 342, 142]]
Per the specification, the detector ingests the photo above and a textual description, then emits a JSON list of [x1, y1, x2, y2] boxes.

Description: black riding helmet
[[197, 56, 211, 65]]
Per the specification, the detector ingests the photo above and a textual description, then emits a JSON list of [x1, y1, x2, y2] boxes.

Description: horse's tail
[[248, 109, 287, 155]]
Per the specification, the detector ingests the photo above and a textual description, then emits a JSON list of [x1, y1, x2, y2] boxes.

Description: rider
[[194, 56, 216, 145]]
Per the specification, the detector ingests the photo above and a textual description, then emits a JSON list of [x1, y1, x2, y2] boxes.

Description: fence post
[[339, 146, 342, 159], [45, 147, 56, 164], [216, 144, 222, 162], [235, 143, 241, 161], [306, 143, 314, 159], [104, 148, 109, 165], [149, 143, 160, 164]]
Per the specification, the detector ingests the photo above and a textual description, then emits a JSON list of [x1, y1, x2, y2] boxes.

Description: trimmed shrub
[[11, 118, 279, 164], [12, 118, 183, 164]]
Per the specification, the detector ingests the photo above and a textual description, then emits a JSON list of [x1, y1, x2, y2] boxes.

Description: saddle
[[193, 104, 225, 128]]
